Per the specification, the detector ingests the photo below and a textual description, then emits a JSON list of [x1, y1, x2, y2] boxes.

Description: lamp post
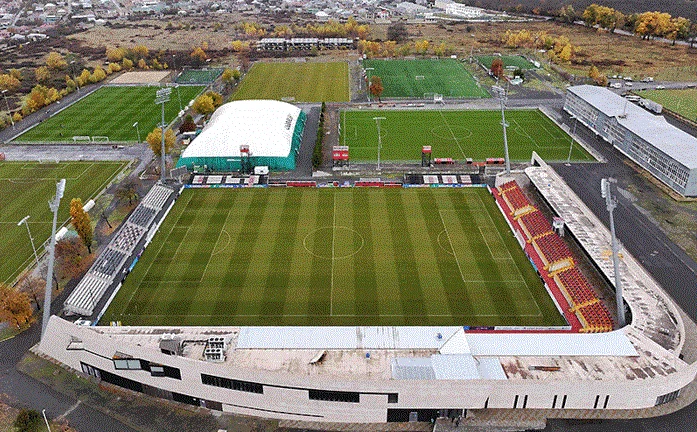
[[566, 114, 577, 166], [601, 177, 626, 328], [491, 85, 511, 175], [155, 87, 172, 181], [42, 179, 66, 338], [373, 116, 386, 171], [42, 409, 51, 432], [18, 215, 39, 268], [174, 84, 183, 111], [1, 89, 14, 129], [365, 67, 374, 102], [132, 121, 141, 143], [70, 60, 80, 94]]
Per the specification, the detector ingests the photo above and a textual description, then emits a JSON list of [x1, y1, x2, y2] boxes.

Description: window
[[513, 395, 519, 409], [150, 365, 165, 377], [593, 395, 600, 409], [656, 390, 680, 406], [552, 395, 558, 409], [201, 374, 263, 394], [388, 393, 398, 404], [114, 359, 142, 370], [80, 362, 101, 379], [308, 389, 360, 403], [561, 395, 567, 409]]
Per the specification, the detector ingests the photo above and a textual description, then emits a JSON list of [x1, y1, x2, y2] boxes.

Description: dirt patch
[[110, 71, 172, 84]]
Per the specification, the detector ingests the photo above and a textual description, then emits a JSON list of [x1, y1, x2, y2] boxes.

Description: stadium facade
[[39, 158, 697, 424], [176, 100, 306, 172], [564, 85, 697, 196]]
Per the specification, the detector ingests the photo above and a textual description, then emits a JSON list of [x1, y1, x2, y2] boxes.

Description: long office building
[[564, 85, 697, 196]]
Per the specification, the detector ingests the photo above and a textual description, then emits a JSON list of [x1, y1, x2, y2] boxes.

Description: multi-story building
[[564, 85, 697, 197]]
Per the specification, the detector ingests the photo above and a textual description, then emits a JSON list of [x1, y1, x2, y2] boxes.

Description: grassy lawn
[[476, 55, 537, 70], [231, 62, 350, 102], [637, 89, 697, 122], [14, 85, 205, 143], [175, 68, 224, 84], [102, 187, 566, 327], [363, 58, 489, 98], [340, 109, 593, 162], [0, 161, 128, 284]]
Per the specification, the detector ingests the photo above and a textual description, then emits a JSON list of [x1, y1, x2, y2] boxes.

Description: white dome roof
[[182, 100, 302, 159]]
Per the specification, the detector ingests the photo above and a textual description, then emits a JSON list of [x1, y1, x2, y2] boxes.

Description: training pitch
[[637, 88, 697, 121], [477, 55, 537, 70], [175, 68, 224, 84], [231, 62, 350, 102], [14, 85, 205, 143], [102, 187, 566, 327], [340, 109, 594, 162], [0, 161, 128, 284], [362, 59, 489, 99]]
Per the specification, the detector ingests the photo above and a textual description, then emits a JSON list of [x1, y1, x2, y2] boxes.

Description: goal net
[[415, 75, 426, 80], [72, 135, 91, 143], [92, 136, 110, 143], [39, 158, 60, 164], [434, 94, 444, 104]]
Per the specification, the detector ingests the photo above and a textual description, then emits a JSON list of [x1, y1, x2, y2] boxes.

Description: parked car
[[610, 82, 622, 89], [656, 85, 666, 90]]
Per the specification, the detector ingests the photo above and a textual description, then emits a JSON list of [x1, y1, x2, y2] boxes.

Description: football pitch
[[175, 68, 224, 84], [0, 161, 128, 284], [340, 109, 594, 162], [14, 85, 205, 143], [102, 187, 566, 327], [231, 62, 350, 102], [637, 88, 697, 121], [362, 59, 489, 98], [477, 55, 536, 70]]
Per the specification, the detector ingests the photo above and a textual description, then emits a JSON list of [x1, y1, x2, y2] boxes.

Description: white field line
[[438, 210, 468, 286], [199, 198, 236, 282], [330, 192, 336, 316], [438, 110, 466, 159], [124, 313, 542, 318]]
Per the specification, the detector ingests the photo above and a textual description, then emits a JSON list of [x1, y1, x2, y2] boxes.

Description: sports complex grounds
[[102, 187, 566, 327]]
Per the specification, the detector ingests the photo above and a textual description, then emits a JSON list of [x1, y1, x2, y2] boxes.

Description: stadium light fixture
[[1, 89, 14, 130], [132, 121, 141, 143], [365, 67, 375, 102], [155, 87, 172, 181], [42, 178, 67, 338], [373, 116, 386, 171], [601, 177, 626, 328], [492, 86, 511, 175], [18, 215, 39, 268]]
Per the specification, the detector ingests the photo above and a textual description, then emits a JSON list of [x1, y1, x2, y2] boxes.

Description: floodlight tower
[[132, 121, 141, 143], [491, 86, 511, 174], [2, 89, 15, 129], [365, 67, 375, 102], [18, 216, 39, 268], [373, 116, 386, 171], [42, 178, 66, 338], [601, 177, 626, 328], [155, 87, 172, 181]]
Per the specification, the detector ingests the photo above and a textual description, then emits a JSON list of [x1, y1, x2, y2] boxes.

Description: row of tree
[[233, 18, 370, 40], [357, 39, 455, 59], [499, 30, 575, 63]]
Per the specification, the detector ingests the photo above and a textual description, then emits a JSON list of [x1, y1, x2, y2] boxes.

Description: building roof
[[180, 100, 302, 159], [568, 85, 697, 169]]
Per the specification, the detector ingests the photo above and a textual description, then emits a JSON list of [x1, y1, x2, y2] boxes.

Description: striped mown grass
[[103, 187, 566, 327]]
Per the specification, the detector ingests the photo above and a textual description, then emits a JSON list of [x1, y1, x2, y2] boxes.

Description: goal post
[[415, 75, 425, 80], [91, 136, 110, 142]]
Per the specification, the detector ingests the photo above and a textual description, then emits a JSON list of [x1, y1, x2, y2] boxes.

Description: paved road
[[543, 110, 697, 431]]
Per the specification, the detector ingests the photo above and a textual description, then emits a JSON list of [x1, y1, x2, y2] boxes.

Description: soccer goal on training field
[[415, 75, 426, 80], [92, 136, 110, 143]]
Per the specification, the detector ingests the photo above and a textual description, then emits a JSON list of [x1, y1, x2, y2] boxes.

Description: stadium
[[25, 71, 696, 427]]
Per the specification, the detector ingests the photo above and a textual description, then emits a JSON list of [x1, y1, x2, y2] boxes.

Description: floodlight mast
[[373, 116, 386, 171], [365, 67, 375, 102], [1, 89, 14, 129], [492, 86, 511, 174], [155, 87, 172, 181], [18, 215, 39, 268], [601, 177, 626, 328], [42, 178, 66, 338]]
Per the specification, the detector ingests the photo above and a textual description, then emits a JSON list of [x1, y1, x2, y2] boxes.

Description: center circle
[[431, 125, 472, 141], [303, 226, 365, 260]]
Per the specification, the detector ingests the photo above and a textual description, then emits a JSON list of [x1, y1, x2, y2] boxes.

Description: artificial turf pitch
[[102, 187, 566, 327], [476, 55, 537, 70], [14, 85, 205, 143], [0, 161, 128, 284], [340, 109, 594, 162], [231, 62, 350, 102], [362, 59, 489, 99], [175, 68, 224, 84]]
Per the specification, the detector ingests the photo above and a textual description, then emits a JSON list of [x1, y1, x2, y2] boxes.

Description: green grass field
[[102, 187, 566, 327], [477, 55, 536, 70], [231, 62, 350, 102], [175, 68, 224, 84], [637, 88, 697, 121], [362, 59, 489, 99], [0, 161, 128, 284], [340, 109, 594, 162], [15, 85, 205, 143]]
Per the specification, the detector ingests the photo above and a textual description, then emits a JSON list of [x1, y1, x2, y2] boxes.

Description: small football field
[[637, 88, 697, 121], [14, 85, 205, 143], [362, 58, 489, 98], [477, 55, 537, 70], [102, 187, 566, 327], [175, 68, 224, 84], [231, 62, 350, 102], [0, 161, 128, 284], [340, 109, 594, 162]]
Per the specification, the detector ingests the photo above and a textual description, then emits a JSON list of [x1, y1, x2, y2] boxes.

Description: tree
[[9, 68, 22, 80], [588, 65, 607, 86], [17, 275, 45, 311], [122, 58, 134, 70], [558, 44, 572, 62], [387, 21, 408, 42], [55, 237, 89, 281], [231, 40, 250, 52], [13, 409, 42, 432], [192, 94, 216, 117], [90, 66, 107, 83], [45, 51, 67, 70], [232, 69, 241, 81], [137, 58, 148, 69], [131, 44, 149, 59], [490, 57, 504, 79], [369, 75, 384, 102], [190, 46, 208, 65], [70, 198, 93, 253], [146, 127, 176, 158], [77, 69, 91, 87], [558, 4, 576, 24], [0, 74, 21, 92], [34, 66, 50, 83], [106, 47, 126, 62], [0, 283, 34, 329], [204, 90, 223, 108], [179, 114, 197, 133], [116, 180, 140, 206]]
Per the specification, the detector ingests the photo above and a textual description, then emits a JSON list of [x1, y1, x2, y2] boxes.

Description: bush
[[14, 409, 42, 432]]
